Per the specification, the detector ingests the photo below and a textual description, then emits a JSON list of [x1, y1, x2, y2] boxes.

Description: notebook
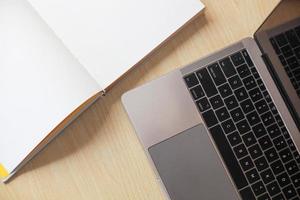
[[0, 0, 204, 182]]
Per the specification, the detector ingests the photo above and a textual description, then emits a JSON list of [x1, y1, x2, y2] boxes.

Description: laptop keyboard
[[270, 25, 300, 98], [184, 49, 300, 200]]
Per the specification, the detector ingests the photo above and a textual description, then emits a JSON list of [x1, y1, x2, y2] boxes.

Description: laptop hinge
[[261, 53, 300, 131]]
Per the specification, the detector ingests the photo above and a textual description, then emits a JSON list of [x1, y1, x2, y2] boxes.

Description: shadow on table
[[7, 11, 209, 183]]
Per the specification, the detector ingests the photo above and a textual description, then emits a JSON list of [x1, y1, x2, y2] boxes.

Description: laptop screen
[[254, 0, 300, 128]]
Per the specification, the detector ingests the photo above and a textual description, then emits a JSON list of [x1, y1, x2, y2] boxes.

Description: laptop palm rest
[[149, 124, 239, 200]]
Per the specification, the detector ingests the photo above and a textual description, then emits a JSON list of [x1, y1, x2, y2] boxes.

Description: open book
[[0, 0, 204, 182]]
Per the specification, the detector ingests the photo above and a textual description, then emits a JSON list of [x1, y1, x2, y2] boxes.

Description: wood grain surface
[[0, 0, 280, 199]]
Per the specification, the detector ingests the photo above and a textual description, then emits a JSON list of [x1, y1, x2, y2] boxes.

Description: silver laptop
[[122, 1, 300, 199]]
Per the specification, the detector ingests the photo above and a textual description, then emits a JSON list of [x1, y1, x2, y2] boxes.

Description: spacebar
[[209, 125, 248, 190]]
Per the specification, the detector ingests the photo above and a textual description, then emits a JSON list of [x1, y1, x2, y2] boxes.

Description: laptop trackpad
[[149, 124, 239, 200]]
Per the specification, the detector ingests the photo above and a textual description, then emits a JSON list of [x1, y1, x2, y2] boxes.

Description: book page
[[27, 0, 204, 89], [0, 0, 101, 175]]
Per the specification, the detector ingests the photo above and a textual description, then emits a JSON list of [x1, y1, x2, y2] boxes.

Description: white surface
[[0, 0, 100, 174], [27, 0, 204, 88]]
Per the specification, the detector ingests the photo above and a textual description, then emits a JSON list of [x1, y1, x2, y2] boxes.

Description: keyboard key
[[242, 49, 254, 67], [273, 136, 287, 151], [277, 172, 291, 187], [268, 102, 278, 115], [218, 83, 232, 98], [190, 85, 205, 100], [231, 52, 245, 66], [272, 194, 285, 200], [258, 193, 270, 200], [251, 67, 260, 79], [196, 97, 211, 112], [246, 111, 261, 126], [285, 160, 299, 176], [235, 87, 249, 102], [265, 148, 279, 163], [261, 112, 275, 127], [224, 95, 239, 110], [287, 139, 296, 151], [249, 144, 263, 160], [275, 34, 288, 47], [253, 123, 267, 138], [275, 115, 284, 127], [252, 181, 266, 196], [209, 125, 248, 189], [228, 75, 243, 90], [240, 99, 255, 114], [221, 119, 236, 134], [242, 132, 257, 147], [209, 95, 224, 109], [294, 152, 300, 164], [282, 184, 297, 199], [281, 45, 293, 58], [215, 107, 230, 122], [202, 109, 218, 128], [278, 55, 287, 66], [240, 187, 255, 200], [237, 64, 251, 78], [234, 143, 248, 159], [255, 99, 269, 114], [257, 79, 266, 91], [281, 127, 290, 139], [270, 38, 281, 54], [243, 76, 257, 90], [249, 87, 263, 102], [271, 160, 285, 175], [208, 63, 226, 86], [255, 156, 269, 171], [291, 173, 300, 188], [279, 148, 293, 163], [240, 156, 254, 171], [184, 73, 198, 88], [258, 135, 273, 151], [196, 68, 218, 97], [266, 181, 281, 197], [219, 57, 237, 78], [246, 168, 260, 184], [267, 124, 281, 139], [236, 119, 251, 135], [285, 30, 300, 48], [230, 107, 244, 122], [263, 91, 272, 103], [260, 168, 275, 184], [287, 56, 299, 70], [227, 131, 242, 146]]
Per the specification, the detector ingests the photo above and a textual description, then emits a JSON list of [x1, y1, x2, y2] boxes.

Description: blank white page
[[0, 0, 100, 174], [27, 0, 204, 89]]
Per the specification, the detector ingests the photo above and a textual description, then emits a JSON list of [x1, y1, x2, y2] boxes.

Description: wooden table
[[1, 0, 280, 199]]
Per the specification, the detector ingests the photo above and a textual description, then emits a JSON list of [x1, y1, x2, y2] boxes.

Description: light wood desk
[[1, 0, 280, 199]]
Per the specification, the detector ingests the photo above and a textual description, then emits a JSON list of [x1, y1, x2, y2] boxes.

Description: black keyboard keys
[[240, 99, 255, 114], [208, 63, 226, 86], [252, 181, 266, 196], [196, 97, 211, 112], [240, 187, 256, 200], [224, 95, 239, 110], [202, 109, 218, 128], [219, 57, 237, 78], [249, 144, 263, 160], [196, 68, 218, 97], [231, 52, 245, 66], [261, 168, 275, 184], [190, 85, 205, 100], [235, 87, 249, 102], [209, 95, 224, 109], [218, 83, 232, 98], [282, 184, 297, 199], [266, 181, 281, 196], [215, 107, 230, 122], [236, 119, 251, 135], [255, 156, 269, 171], [279, 148, 293, 163], [228, 75, 243, 90], [221, 119, 236, 134], [210, 125, 248, 189], [246, 168, 260, 184], [237, 64, 251, 78], [184, 73, 198, 88]]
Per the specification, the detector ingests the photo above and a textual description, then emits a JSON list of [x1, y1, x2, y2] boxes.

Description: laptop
[[122, 1, 300, 199]]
